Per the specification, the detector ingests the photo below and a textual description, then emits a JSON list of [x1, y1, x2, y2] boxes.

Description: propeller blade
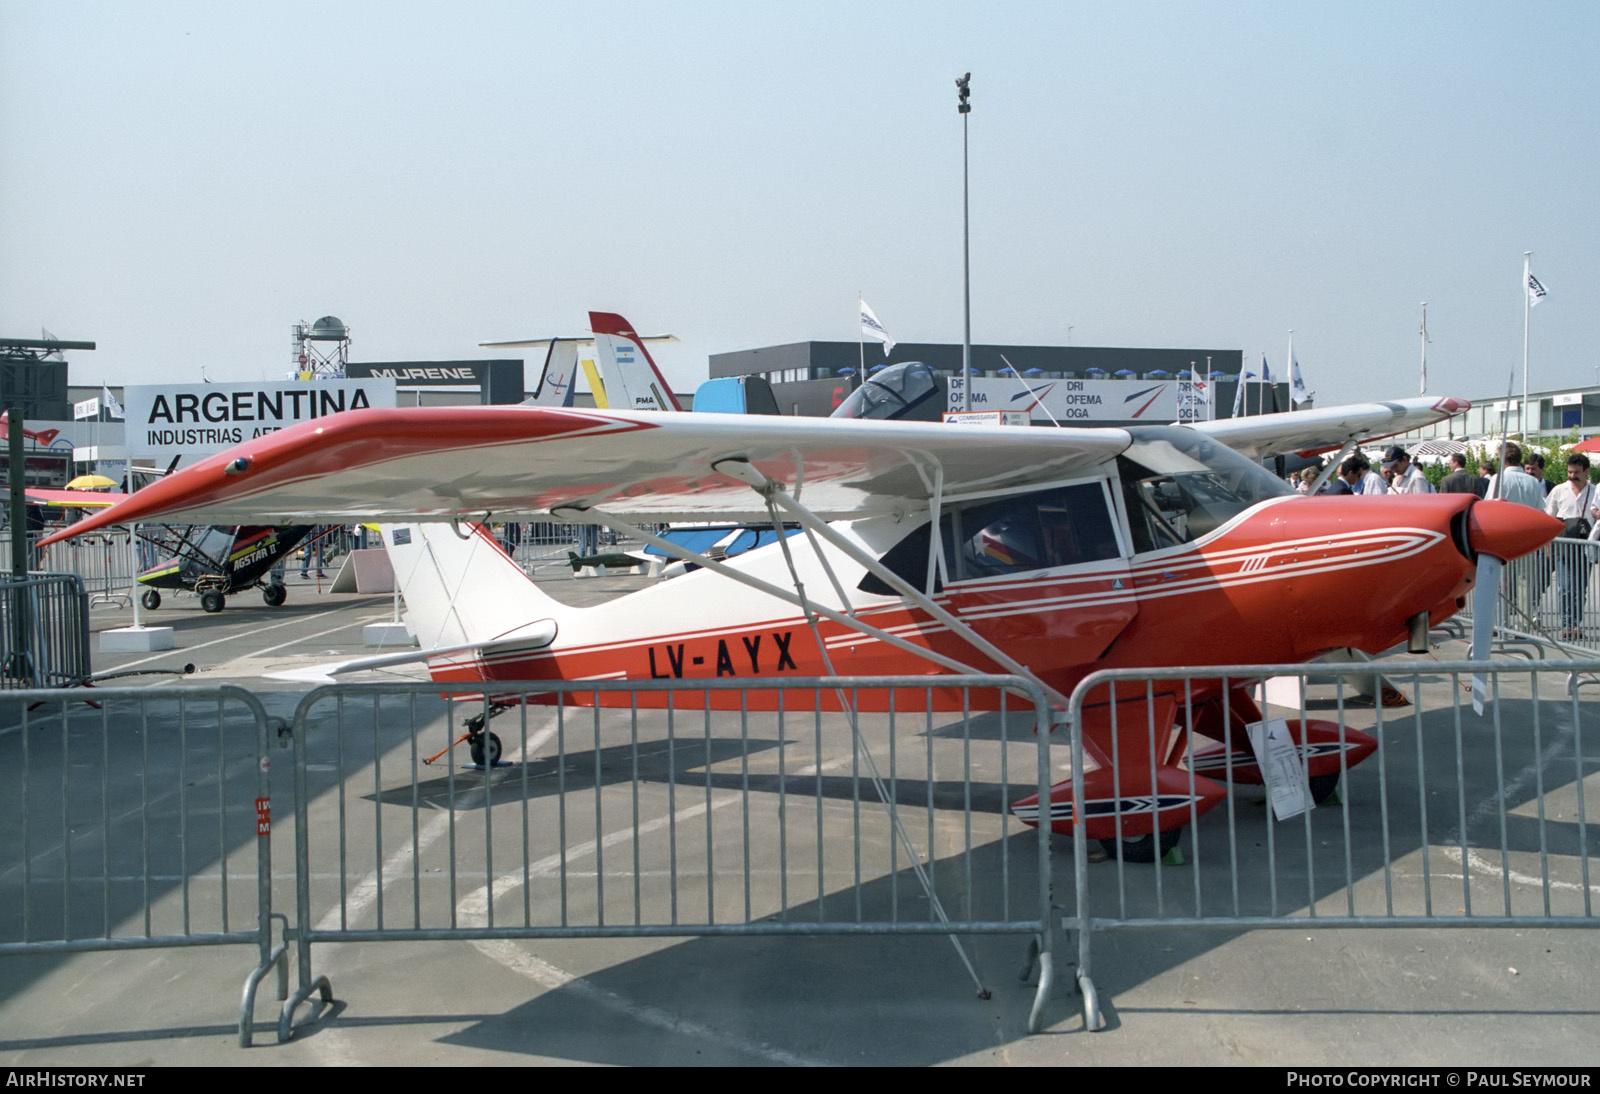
[[1470, 553, 1502, 715]]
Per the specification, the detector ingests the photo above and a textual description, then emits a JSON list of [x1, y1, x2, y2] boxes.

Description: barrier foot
[[278, 975, 334, 1043], [1027, 947, 1054, 1034], [238, 940, 288, 1048], [1077, 970, 1106, 1032], [1017, 935, 1039, 982]]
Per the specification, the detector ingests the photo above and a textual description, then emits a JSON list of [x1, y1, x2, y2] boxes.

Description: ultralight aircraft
[[133, 523, 318, 612]]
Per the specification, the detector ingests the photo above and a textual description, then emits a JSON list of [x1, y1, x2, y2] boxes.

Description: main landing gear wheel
[[1099, 826, 1183, 864], [468, 732, 502, 768], [200, 591, 226, 614], [262, 583, 287, 607], [140, 589, 161, 610], [1308, 772, 1341, 804]]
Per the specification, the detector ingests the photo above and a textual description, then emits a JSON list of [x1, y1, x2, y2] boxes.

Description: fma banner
[[124, 379, 397, 463]]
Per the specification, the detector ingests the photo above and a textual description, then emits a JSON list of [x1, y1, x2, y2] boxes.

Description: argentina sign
[[124, 378, 397, 462]]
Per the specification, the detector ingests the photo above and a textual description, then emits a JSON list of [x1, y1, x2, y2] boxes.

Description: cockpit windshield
[[1117, 426, 1292, 552], [831, 361, 944, 422]]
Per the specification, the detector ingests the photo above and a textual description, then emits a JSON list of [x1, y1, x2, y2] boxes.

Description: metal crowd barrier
[[1460, 537, 1600, 655], [1061, 660, 1599, 1032], [0, 686, 285, 1046], [34, 529, 138, 607], [277, 675, 1056, 1043], [0, 573, 93, 689]]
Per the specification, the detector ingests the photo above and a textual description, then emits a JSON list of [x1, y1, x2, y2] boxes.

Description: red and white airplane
[[43, 393, 1559, 858]]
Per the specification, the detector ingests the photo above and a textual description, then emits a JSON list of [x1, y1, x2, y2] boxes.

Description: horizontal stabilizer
[[264, 621, 558, 685]]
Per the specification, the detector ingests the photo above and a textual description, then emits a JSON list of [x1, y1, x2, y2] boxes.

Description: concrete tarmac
[[2, 566, 1598, 1067]]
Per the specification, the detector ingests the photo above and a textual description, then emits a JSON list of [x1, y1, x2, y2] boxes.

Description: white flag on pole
[[859, 299, 895, 355], [1231, 372, 1247, 418], [1291, 357, 1312, 406], [102, 386, 125, 420], [1525, 258, 1548, 307]]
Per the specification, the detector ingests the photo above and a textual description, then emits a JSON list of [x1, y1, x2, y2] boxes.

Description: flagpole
[[1283, 331, 1292, 414], [1206, 356, 1213, 420], [956, 73, 972, 413], [858, 293, 865, 378], [1420, 304, 1428, 396], [1522, 251, 1532, 442]]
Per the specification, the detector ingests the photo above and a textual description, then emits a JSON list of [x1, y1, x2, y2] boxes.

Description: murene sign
[[124, 379, 397, 463]]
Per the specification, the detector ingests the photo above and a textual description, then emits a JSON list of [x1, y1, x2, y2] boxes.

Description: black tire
[[201, 591, 225, 613], [1308, 772, 1341, 804], [140, 589, 161, 610], [263, 583, 287, 607], [468, 732, 502, 768], [1099, 826, 1183, 864]]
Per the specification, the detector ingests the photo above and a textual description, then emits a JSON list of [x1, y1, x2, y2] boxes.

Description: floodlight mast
[[956, 73, 972, 413]]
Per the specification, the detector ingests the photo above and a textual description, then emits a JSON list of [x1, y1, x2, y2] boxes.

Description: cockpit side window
[[954, 483, 1120, 578], [857, 480, 1121, 595]]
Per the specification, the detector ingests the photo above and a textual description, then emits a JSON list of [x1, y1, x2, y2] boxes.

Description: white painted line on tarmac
[[102, 602, 373, 673], [1443, 706, 1600, 896], [208, 613, 393, 671], [294, 715, 865, 1064], [315, 725, 559, 931], [468, 937, 825, 1066], [457, 795, 827, 1067]]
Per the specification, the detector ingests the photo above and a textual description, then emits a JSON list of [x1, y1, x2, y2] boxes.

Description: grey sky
[[4, 1, 1595, 408]]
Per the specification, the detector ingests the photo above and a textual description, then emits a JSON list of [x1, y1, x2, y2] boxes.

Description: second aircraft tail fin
[[589, 311, 682, 412]]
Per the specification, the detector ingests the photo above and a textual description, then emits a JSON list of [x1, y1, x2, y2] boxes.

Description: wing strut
[[754, 484, 991, 998], [712, 458, 1071, 708], [551, 509, 997, 681], [1307, 439, 1359, 496], [553, 498, 1002, 996]]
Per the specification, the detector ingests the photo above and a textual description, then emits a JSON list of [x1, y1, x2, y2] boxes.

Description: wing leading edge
[[42, 407, 1131, 541], [1193, 395, 1470, 459]]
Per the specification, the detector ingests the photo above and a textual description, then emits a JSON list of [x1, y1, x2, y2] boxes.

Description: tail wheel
[[469, 732, 502, 768], [140, 589, 161, 610], [1099, 826, 1184, 864], [200, 591, 225, 613], [262, 583, 287, 607]]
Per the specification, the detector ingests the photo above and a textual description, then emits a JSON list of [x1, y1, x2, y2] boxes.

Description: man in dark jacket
[[1318, 456, 1364, 495], [1439, 453, 1487, 497]]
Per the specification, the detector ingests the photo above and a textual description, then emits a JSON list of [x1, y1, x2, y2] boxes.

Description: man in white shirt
[[1543, 453, 1600, 637], [1485, 442, 1552, 623], [1353, 454, 1388, 495], [1382, 446, 1434, 494], [1485, 442, 1546, 509]]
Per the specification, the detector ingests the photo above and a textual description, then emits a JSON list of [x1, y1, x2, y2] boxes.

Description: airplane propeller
[[1469, 553, 1501, 714], [1463, 500, 1560, 713]]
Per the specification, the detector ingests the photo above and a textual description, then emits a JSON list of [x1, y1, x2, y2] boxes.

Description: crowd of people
[[1294, 442, 1600, 639]]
